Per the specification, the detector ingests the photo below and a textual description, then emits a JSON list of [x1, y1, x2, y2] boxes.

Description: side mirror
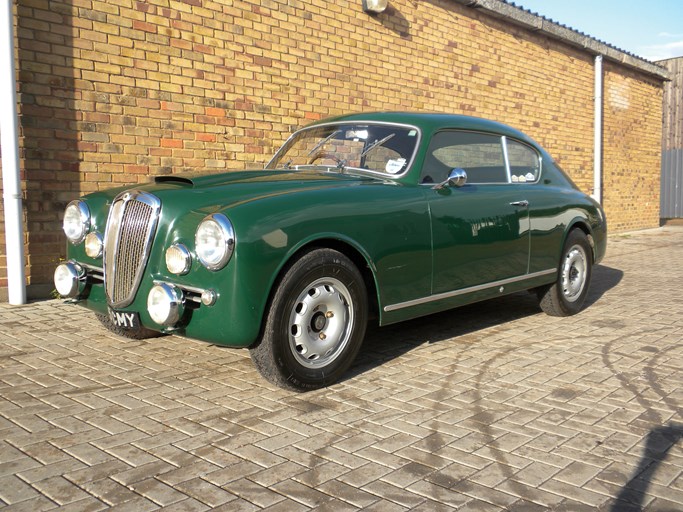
[[433, 168, 467, 190]]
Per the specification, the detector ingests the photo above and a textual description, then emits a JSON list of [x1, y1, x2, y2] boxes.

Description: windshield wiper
[[307, 129, 341, 157], [360, 133, 395, 158]]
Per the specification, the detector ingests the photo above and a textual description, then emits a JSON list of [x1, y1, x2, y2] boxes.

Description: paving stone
[[204, 461, 263, 488], [1, 227, 683, 510], [221, 478, 285, 508], [259, 498, 310, 512], [16, 459, 88, 484], [317, 478, 380, 508], [31, 475, 91, 505], [294, 461, 351, 487], [128, 476, 189, 506], [361, 498, 410, 511], [0, 495, 56, 512], [0, 474, 41, 503], [158, 497, 212, 512], [53, 497, 108, 512], [553, 460, 605, 487], [407, 480, 471, 508], [0, 456, 42, 478], [173, 477, 237, 507], [155, 460, 221, 486], [80, 477, 143, 506], [307, 497, 359, 512], [63, 459, 131, 486], [271, 478, 333, 507]]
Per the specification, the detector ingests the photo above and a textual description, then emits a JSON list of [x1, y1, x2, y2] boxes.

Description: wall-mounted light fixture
[[362, 0, 388, 14]]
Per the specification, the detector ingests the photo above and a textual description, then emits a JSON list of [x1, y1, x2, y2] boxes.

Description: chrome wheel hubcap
[[561, 245, 588, 302], [289, 277, 354, 368]]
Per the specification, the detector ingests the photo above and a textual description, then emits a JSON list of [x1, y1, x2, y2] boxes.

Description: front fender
[[225, 184, 432, 332]]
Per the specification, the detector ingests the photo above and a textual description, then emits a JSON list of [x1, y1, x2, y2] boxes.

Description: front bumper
[[54, 260, 258, 348]]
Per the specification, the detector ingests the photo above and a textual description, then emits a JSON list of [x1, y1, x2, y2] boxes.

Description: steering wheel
[[309, 152, 344, 165]]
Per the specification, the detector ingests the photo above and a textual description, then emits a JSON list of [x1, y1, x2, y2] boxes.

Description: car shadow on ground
[[347, 264, 624, 379]]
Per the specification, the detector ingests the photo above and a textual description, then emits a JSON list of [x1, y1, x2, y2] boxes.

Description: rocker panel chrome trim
[[384, 268, 556, 312]]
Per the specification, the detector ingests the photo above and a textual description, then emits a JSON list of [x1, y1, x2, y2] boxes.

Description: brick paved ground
[[1, 227, 682, 511]]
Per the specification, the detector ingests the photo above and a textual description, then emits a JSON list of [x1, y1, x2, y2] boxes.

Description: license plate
[[109, 309, 141, 329]]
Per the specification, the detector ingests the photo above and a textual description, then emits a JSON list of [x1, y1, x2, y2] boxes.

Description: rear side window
[[420, 131, 541, 185], [507, 139, 541, 183]]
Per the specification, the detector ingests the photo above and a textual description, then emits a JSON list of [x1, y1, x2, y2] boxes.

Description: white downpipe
[[593, 55, 603, 203], [0, 0, 26, 305]]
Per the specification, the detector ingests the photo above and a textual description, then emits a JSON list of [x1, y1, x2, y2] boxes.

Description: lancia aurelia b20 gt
[[55, 113, 606, 390]]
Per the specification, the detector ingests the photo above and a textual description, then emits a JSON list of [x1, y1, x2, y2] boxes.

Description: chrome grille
[[104, 191, 161, 308]]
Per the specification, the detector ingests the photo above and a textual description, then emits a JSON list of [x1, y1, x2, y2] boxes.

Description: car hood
[[131, 169, 390, 214]]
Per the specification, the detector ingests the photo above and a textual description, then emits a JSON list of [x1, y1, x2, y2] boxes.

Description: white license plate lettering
[[109, 310, 139, 329]]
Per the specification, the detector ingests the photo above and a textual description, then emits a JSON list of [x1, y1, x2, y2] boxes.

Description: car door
[[420, 131, 531, 294]]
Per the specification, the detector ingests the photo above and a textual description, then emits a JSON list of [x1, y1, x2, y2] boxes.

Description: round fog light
[[147, 283, 184, 326], [54, 262, 84, 297], [85, 232, 103, 258], [166, 244, 192, 275]]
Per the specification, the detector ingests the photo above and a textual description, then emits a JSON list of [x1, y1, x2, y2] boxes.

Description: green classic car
[[55, 112, 606, 390]]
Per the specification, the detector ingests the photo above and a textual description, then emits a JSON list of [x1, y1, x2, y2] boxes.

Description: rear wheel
[[538, 229, 593, 317], [250, 248, 368, 391]]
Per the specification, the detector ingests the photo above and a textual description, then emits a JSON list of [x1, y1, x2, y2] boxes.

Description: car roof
[[309, 112, 538, 147]]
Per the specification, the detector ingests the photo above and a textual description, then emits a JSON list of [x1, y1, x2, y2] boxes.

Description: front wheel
[[538, 229, 593, 317], [250, 248, 368, 391]]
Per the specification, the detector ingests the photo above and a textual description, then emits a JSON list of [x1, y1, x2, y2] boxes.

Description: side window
[[507, 139, 541, 183], [421, 131, 507, 184]]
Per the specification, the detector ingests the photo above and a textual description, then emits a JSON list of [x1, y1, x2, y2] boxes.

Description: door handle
[[510, 200, 529, 207]]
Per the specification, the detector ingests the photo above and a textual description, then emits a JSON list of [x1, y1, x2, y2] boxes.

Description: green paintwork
[[61, 113, 607, 347]]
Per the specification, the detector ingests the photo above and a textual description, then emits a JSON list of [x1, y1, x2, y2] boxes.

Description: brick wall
[[603, 64, 663, 231], [0, 0, 665, 295]]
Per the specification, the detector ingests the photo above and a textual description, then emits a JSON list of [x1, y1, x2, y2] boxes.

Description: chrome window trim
[[505, 137, 543, 185], [418, 130, 544, 186], [501, 135, 512, 183], [266, 120, 422, 179], [383, 268, 556, 312]]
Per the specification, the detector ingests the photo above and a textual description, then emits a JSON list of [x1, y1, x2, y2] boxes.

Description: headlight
[[63, 200, 90, 244], [147, 283, 184, 326], [85, 232, 103, 258], [166, 244, 192, 275], [195, 214, 235, 271]]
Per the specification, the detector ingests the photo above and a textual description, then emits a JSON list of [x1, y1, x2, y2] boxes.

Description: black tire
[[250, 248, 368, 391], [95, 313, 163, 340], [538, 229, 593, 317]]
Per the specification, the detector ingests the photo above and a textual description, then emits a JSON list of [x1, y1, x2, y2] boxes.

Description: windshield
[[266, 122, 420, 177]]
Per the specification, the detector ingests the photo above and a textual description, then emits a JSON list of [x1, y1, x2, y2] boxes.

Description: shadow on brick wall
[[369, 4, 411, 39], [16, 0, 80, 297]]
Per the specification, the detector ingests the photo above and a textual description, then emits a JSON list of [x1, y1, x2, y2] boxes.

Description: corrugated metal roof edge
[[452, 0, 671, 81]]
